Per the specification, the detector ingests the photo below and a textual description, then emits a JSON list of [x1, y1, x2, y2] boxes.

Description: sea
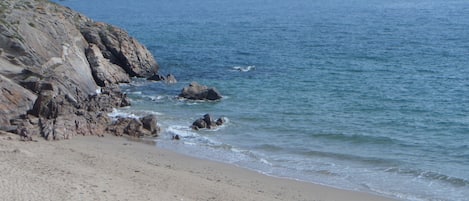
[[54, 0, 469, 200]]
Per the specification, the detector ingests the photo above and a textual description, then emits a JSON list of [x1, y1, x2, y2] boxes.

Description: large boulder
[[179, 82, 222, 101]]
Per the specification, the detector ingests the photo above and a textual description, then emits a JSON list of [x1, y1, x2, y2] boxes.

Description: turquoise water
[[56, 0, 469, 200]]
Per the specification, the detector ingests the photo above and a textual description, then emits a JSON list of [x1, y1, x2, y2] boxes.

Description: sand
[[0, 131, 398, 201]]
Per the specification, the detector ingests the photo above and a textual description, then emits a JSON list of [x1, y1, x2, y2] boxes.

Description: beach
[[0, 132, 397, 201]]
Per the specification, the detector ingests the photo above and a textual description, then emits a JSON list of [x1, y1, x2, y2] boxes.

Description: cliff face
[[0, 0, 159, 139]]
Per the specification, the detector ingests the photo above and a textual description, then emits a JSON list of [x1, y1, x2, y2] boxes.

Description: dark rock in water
[[216, 117, 225, 126], [179, 82, 222, 101], [191, 114, 225, 130], [191, 118, 208, 130], [147, 74, 165, 82], [172, 134, 180, 140], [147, 73, 177, 84], [0, 0, 160, 139]]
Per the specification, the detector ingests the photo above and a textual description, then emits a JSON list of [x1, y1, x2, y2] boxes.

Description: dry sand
[[0, 131, 398, 201]]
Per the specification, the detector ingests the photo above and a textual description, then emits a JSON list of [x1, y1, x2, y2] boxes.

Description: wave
[[299, 149, 398, 166], [231, 65, 255, 72], [107, 108, 139, 120], [384, 167, 469, 187], [107, 109, 163, 121], [166, 125, 198, 139], [310, 133, 400, 146]]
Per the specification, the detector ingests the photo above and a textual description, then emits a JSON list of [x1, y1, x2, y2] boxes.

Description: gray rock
[[107, 117, 158, 138], [85, 43, 130, 86], [179, 82, 222, 101], [0, 74, 36, 127], [140, 115, 160, 136], [0, 0, 160, 139], [80, 22, 159, 77]]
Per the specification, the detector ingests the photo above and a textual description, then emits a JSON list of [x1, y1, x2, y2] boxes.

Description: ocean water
[[56, 0, 469, 200]]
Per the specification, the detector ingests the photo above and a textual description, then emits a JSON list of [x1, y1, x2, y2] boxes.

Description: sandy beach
[[0, 131, 397, 201]]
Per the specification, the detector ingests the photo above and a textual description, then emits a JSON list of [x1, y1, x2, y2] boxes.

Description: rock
[[80, 22, 158, 77], [179, 82, 222, 101], [0, 74, 37, 127], [107, 116, 160, 138], [203, 114, 214, 128], [0, 0, 160, 140], [147, 74, 165, 81], [216, 117, 225, 126], [147, 73, 177, 84], [191, 114, 225, 130], [191, 118, 207, 130], [140, 115, 160, 136], [85, 44, 130, 87], [124, 118, 145, 137], [172, 134, 180, 140], [165, 74, 177, 84]]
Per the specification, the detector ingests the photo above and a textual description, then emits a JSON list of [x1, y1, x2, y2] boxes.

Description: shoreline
[[1, 132, 398, 201]]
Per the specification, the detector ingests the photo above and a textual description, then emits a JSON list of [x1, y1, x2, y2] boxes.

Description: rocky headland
[[0, 0, 160, 140]]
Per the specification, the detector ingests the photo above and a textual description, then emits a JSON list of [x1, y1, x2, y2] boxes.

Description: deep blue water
[[56, 0, 469, 200]]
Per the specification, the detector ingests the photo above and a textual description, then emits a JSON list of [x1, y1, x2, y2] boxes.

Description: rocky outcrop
[[179, 82, 222, 101], [80, 22, 158, 77], [191, 114, 225, 130], [0, 0, 159, 139]]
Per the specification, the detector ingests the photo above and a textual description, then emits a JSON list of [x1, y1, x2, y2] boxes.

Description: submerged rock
[[179, 82, 222, 101]]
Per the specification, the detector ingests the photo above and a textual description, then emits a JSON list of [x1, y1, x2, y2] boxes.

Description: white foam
[[260, 158, 273, 166], [166, 125, 197, 138], [129, 91, 142, 95], [232, 65, 256, 72], [107, 108, 139, 119], [95, 87, 102, 94]]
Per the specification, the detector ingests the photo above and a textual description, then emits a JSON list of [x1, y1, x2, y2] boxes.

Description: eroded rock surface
[[0, 0, 159, 139]]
